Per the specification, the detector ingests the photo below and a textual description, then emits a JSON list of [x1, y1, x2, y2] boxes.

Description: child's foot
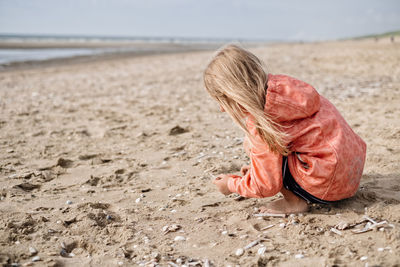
[[259, 198, 309, 214], [258, 187, 309, 214]]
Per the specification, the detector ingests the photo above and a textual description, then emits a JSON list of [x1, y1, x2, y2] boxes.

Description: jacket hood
[[264, 74, 321, 122]]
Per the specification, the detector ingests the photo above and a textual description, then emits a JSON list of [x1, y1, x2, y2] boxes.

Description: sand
[[0, 38, 399, 267]]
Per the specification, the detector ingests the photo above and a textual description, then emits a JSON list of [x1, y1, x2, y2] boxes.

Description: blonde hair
[[203, 44, 289, 155]]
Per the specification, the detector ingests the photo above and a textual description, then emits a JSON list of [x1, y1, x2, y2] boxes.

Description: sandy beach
[[0, 38, 399, 266]]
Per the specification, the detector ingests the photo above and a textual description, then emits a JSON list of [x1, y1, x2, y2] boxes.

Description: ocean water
[[0, 48, 102, 65], [0, 34, 243, 65]]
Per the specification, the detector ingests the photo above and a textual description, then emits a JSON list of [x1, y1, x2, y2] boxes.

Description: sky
[[0, 0, 399, 41]]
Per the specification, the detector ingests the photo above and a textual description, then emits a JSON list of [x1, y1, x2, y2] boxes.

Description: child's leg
[[259, 187, 309, 214]]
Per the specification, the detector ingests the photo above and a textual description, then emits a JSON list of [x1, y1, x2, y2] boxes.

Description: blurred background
[[0, 0, 399, 66]]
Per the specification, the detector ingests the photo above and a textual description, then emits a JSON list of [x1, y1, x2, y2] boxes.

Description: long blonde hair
[[203, 44, 288, 155]]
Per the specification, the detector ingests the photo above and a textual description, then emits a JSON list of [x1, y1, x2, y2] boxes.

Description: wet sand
[[0, 38, 400, 266]]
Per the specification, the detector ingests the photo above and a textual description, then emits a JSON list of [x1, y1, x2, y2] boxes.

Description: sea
[[0, 34, 252, 65], [0, 47, 99, 64]]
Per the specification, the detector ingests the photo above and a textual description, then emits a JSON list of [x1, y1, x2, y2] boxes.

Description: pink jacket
[[227, 74, 367, 201]]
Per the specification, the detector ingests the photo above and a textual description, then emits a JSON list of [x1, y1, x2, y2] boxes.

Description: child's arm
[[227, 119, 283, 198], [215, 117, 283, 198], [226, 147, 283, 198]]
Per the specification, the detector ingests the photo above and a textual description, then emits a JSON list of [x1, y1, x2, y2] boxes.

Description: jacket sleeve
[[227, 117, 283, 198], [227, 143, 283, 198]]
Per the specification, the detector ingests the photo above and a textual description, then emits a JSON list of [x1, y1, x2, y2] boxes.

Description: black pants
[[282, 156, 332, 204]]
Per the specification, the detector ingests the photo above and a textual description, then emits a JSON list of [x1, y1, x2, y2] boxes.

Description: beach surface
[[1, 38, 399, 266]]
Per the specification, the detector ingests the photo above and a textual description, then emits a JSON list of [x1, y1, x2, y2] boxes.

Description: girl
[[203, 44, 367, 214]]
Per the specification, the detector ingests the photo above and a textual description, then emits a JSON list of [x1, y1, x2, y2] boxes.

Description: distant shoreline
[[0, 42, 226, 71], [0, 36, 273, 71], [0, 33, 274, 45], [4, 31, 397, 71]]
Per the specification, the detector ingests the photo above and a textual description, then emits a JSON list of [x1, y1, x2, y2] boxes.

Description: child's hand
[[241, 165, 250, 175], [213, 174, 232, 195]]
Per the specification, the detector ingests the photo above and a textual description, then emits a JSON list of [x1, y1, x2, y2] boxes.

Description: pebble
[[235, 248, 244, 256], [29, 247, 38, 255], [174, 236, 186, 241], [170, 209, 177, 213], [221, 231, 228, 235], [294, 254, 304, 259], [163, 224, 182, 234], [31, 256, 41, 262], [279, 223, 286, 228], [118, 262, 124, 266], [151, 252, 160, 260], [60, 248, 69, 257], [336, 221, 349, 230], [257, 247, 267, 255], [360, 256, 368, 261], [135, 198, 141, 203], [66, 200, 73, 205]]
